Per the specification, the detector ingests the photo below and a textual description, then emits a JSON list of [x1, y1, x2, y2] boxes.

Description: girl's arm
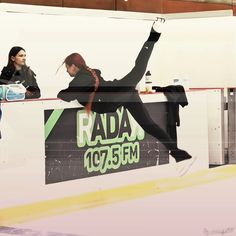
[[57, 74, 95, 103]]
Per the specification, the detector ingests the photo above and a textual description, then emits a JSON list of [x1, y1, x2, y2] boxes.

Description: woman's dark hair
[[64, 53, 87, 68], [7, 46, 25, 66]]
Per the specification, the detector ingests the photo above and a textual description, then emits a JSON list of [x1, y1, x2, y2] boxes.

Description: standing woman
[[0, 46, 41, 99], [57, 18, 192, 163]]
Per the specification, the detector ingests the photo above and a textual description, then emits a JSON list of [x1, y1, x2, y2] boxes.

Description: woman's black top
[[0, 65, 41, 99]]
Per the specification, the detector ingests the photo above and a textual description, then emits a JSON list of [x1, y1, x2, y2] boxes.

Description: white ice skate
[[176, 156, 197, 177], [152, 17, 166, 33]]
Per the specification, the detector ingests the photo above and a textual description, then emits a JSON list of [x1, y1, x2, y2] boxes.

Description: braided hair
[[63, 53, 100, 113]]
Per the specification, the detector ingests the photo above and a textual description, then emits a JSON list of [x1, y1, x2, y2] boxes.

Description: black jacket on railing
[[153, 85, 188, 147]]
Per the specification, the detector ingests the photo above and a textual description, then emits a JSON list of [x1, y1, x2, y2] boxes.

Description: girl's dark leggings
[[118, 37, 159, 88], [102, 30, 176, 151], [120, 32, 177, 151], [125, 93, 177, 151]]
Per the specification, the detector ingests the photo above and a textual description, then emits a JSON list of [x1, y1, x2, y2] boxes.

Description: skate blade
[[176, 156, 197, 177]]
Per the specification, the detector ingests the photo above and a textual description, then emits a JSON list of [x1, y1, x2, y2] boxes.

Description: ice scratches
[[0, 226, 82, 236]]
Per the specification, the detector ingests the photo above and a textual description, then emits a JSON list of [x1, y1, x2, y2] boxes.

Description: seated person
[[0, 46, 41, 99]]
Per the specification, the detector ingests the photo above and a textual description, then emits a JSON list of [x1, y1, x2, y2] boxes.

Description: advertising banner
[[44, 103, 168, 184]]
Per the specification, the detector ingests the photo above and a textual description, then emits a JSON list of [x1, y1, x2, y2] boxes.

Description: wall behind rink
[[0, 12, 149, 98], [0, 8, 236, 99]]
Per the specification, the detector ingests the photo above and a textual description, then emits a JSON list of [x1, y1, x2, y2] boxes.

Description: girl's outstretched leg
[[119, 17, 165, 88], [125, 94, 192, 163], [147, 17, 165, 41]]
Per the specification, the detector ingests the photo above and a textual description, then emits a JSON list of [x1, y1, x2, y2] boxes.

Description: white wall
[[151, 16, 236, 88], [0, 5, 235, 99], [0, 92, 209, 206]]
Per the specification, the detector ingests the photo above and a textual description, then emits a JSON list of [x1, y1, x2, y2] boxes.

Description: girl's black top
[[57, 68, 137, 114]]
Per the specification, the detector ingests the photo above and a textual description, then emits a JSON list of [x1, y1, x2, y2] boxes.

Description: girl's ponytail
[[85, 67, 100, 114]]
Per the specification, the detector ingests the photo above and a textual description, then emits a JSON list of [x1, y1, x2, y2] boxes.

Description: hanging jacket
[[153, 85, 188, 145]]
